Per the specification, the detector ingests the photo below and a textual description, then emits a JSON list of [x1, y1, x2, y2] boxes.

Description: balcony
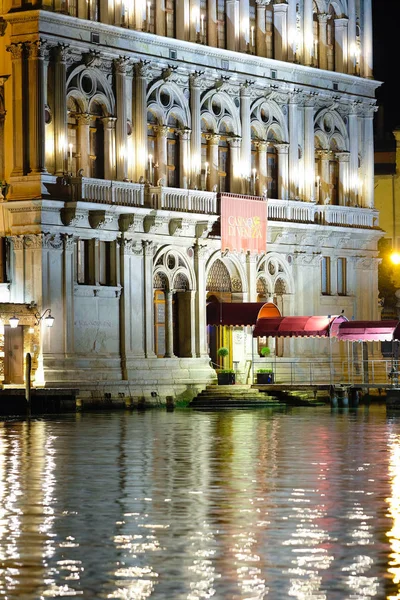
[[46, 176, 378, 229]]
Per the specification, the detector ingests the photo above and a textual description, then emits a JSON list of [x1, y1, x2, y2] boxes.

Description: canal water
[[1, 404, 400, 599]]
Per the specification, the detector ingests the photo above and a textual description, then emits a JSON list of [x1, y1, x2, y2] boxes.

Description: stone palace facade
[[0, 0, 382, 403]]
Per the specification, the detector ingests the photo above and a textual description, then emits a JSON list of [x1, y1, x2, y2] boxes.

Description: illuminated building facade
[[0, 0, 383, 402]]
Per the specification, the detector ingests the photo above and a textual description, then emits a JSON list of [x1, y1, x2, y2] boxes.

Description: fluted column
[[6, 43, 24, 176], [103, 117, 116, 180], [206, 133, 220, 191], [115, 57, 129, 181], [207, 0, 218, 47], [336, 152, 349, 206], [256, 141, 268, 196], [317, 14, 330, 70], [226, 0, 239, 51], [304, 101, 315, 201], [227, 136, 241, 193], [303, 0, 314, 65], [348, 108, 359, 207], [154, 124, 168, 185], [276, 143, 289, 200], [26, 40, 47, 174], [255, 1, 267, 57], [76, 114, 91, 177], [347, 0, 357, 74], [288, 94, 299, 199], [334, 19, 348, 73], [362, 0, 373, 79], [273, 3, 288, 61], [239, 0, 250, 53], [177, 128, 191, 189], [240, 84, 251, 179], [165, 290, 175, 358], [134, 61, 151, 182], [190, 73, 202, 188], [54, 44, 68, 175]]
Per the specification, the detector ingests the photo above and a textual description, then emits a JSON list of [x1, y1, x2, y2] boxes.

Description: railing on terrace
[[249, 358, 394, 387], [58, 177, 378, 228]]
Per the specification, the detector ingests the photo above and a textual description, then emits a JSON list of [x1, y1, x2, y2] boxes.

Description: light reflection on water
[[0, 406, 399, 598]]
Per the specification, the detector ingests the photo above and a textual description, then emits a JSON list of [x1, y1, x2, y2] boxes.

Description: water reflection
[[0, 408, 398, 598]]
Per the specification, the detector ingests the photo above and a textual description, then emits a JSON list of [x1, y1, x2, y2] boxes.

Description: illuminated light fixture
[[9, 315, 19, 328], [35, 308, 55, 328], [391, 252, 400, 266]]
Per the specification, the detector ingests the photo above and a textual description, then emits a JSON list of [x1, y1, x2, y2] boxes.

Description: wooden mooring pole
[[25, 352, 31, 418]]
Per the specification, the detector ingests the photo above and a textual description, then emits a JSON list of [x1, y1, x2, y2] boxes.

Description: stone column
[[362, 108, 375, 208], [239, 0, 250, 53], [190, 0, 201, 42], [190, 73, 202, 188], [273, 3, 288, 62], [336, 152, 349, 206], [176, 0, 190, 41], [334, 19, 348, 73], [177, 127, 191, 189], [115, 57, 129, 181], [53, 44, 69, 176], [348, 108, 359, 207], [135, 61, 151, 182], [288, 93, 299, 199], [6, 43, 24, 176], [143, 240, 156, 357], [103, 116, 116, 181], [303, 0, 314, 66], [206, 133, 220, 191], [194, 242, 209, 357], [304, 100, 315, 201], [0, 77, 8, 182], [317, 14, 330, 71], [135, 1, 146, 31], [255, 1, 267, 57], [287, 0, 297, 62], [256, 141, 268, 196], [320, 150, 331, 204], [26, 40, 47, 174], [240, 84, 251, 180], [226, 0, 239, 52], [246, 252, 258, 301], [227, 136, 241, 193], [155, 0, 166, 36], [347, 0, 357, 74], [165, 290, 175, 357], [276, 143, 289, 200], [362, 0, 373, 79], [154, 124, 168, 185], [207, 0, 218, 47], [76, 114, 91, 178]]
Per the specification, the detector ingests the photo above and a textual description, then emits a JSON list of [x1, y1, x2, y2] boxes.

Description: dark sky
[[373, 0, 399, 131]]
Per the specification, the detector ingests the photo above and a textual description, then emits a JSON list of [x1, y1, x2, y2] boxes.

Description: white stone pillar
[[228, 136, 241, 193], [190, 0, 201, 42], [177, 127, 191, 189], [246, 252, 258, 302], [176, 0, 190, 41], [303, 0, 314, 66], [240, 84, 251, 179], [194, 242, 209, 357], [362, 0, 373, 79], [276, 143, 289, 200], [255, 1, 267, 58], [226, 0, 239, 52], [273, 3, 288, 62], [76, 114, 91, 178], [7, 43, 24, 176], [362, 109, 374, 208], [135, 0, 146, 31], [348, 108, 359, 207], [190, 73, 202, 188], [320, 150, 330, 204], [256, 141, 268, 196], [207, 133, 220, 191], [317, 13, 330, 71], [115, 57, 129, 181], [207, 0, 218, 47], [239, 0, 250, 53], [135, 61, 151, 182], [53, 44, 68, 176], [155, 0, 166, 36], [103, 117, 116, 181], [143, 240, 156, 357], [336, 152, 349, 206], [347, 0, 357, 75], [154, 124, 168, 185], [26, 40, 47, 174], [287, 0, 297, 62], [288, 94, 299, 199], [334, 19, 348, 73], [304, 101, 315, 202], [165, 290, 175, 357]]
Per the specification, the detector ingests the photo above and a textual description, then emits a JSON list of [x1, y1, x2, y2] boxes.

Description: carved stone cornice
[[169, 218, 194, 237], [143, 215, 169, 235], [89, 210, 114, 229], [60, 206, 86, 227], [195, 221, 213, 239]]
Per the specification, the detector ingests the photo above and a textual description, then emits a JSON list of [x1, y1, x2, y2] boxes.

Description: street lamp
[[9, 315, 19, 328], [35, 309, 55, 328]]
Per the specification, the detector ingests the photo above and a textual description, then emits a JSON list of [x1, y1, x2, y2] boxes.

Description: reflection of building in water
[[0, 0, 381, 404]]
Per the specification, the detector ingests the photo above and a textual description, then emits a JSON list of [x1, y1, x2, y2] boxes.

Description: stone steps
[[189, 384, 282, 409]]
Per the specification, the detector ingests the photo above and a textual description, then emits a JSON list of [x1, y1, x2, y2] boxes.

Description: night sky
[[373, 0, 399, 132]]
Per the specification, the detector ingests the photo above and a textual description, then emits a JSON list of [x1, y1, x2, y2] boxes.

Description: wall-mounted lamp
[[9, 315, 19, 328], [35, 309, 55, 328]]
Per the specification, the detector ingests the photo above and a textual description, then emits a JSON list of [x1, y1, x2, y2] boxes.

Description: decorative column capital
[[189, 71, 205, 89], [317, 13, 331, 24], [6, 42, 24, 60], [227, 136, 241, 149], [275, 143, 289, 155], [205, 133, 221, 145], [135, 59, 152, 80], [254, 140, 268, 152], [53, 43, 69, 63], [76, 113, 92, 126], [26, 39, 48, 60], [176, 127, 191, 140], [153, 124, 169, 137], [114, 56, 130, 74]]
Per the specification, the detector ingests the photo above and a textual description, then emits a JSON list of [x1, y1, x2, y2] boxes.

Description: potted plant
[[260, 346, 271, 358], [216, 347, 235, 384], [256, 368, 274, 384]]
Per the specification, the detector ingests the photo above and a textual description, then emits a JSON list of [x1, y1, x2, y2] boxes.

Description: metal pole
[[25, 352, 31, 418]]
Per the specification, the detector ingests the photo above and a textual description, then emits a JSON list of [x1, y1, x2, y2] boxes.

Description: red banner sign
[[220, 194, 267, 254]]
